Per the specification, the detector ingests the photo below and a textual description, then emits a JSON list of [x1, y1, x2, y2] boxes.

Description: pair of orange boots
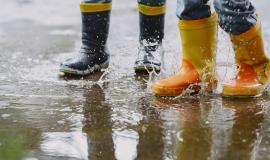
[[152, 13, 270, 97]]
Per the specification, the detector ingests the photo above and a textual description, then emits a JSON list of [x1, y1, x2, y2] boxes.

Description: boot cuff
[[138, 4, 166, 16], [80, 2, 112, 13], [179, 12, 217, 30]]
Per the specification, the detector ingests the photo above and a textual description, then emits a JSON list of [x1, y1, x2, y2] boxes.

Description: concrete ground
[[1, 0, 270, 159]]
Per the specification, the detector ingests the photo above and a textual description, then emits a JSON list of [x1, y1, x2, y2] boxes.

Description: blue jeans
[[82, 0, 257, 35]]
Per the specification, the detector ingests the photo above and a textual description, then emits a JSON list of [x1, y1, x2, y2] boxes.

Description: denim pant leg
[[176, 0, 211, 20], [214, 0, 257, 35], [82, 0, 111, 3], [138, 0, 165, 6]]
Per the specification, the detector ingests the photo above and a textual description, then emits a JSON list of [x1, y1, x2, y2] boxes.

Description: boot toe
[[152, 79, 190, 96], [59, 52, 110, 76], [134, 60, 161, 73], [59, 64, 78, 75]]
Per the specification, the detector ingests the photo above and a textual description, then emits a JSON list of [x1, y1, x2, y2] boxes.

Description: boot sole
[[222, 85, 264, 98], [59, 59, 109, 76], [134, 66, 161, 74], [152, 79, 217, 97], [152, 84, 201, 97]]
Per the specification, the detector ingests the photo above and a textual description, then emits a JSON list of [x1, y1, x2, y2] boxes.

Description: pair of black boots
[[60, 10, 164, 76]]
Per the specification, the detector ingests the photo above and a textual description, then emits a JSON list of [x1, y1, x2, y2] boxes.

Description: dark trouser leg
[[214, 0, 257, 35], [176, 0, 211, 20]]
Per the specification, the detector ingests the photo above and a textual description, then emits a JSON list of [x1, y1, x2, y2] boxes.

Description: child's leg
[[214, 0, 270, 97], [134, 0, 166, 73], [59, 0, 111, 76], [152, 0, 218, 96]]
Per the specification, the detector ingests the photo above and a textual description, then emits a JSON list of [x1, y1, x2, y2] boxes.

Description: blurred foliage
[[0, 131, 26, 160]]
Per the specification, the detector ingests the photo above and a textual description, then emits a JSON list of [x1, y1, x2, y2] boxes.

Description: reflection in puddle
[[113, 131, 138, 160], [41, 132, 88, 159], [1, 0, 270, 159]]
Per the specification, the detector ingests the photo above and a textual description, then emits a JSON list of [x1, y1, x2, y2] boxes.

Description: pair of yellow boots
[[152, 13, 270, 97]]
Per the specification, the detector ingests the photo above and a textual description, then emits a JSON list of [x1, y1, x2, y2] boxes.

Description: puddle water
[[1, 0, 270, 160]]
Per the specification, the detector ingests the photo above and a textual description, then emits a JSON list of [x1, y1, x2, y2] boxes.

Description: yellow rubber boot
[[222, 19, 270, 97], [152, 13, 218, 96]]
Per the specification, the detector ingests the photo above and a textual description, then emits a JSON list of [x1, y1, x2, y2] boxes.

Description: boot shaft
[[179, 13, 218, 76], [138, 4, 165, 45], [80, 2, 111, 48]]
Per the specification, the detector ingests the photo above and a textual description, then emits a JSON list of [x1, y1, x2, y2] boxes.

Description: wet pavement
[[1, 0, 270, 160]]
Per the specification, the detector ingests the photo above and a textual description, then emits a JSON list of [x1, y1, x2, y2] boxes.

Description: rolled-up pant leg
[[214, 0, 257, 35], [176, 0, 211, 20]]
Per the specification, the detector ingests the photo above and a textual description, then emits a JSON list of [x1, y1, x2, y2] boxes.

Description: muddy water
[[1, 0, 270, 160]]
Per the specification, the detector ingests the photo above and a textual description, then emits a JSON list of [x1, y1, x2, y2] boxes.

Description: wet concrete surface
[[1, 0, 270, 159]]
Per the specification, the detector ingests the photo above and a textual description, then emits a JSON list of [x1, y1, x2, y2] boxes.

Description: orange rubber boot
[[152, 13, 218, 96], [222, 18, 270, 97], [223, 64, 264, 97], [152, 59, 201, 96]]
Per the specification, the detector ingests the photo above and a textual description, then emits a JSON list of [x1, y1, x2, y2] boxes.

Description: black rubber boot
[[60, 10, 110, 76], [134, 13, 165, 73]]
